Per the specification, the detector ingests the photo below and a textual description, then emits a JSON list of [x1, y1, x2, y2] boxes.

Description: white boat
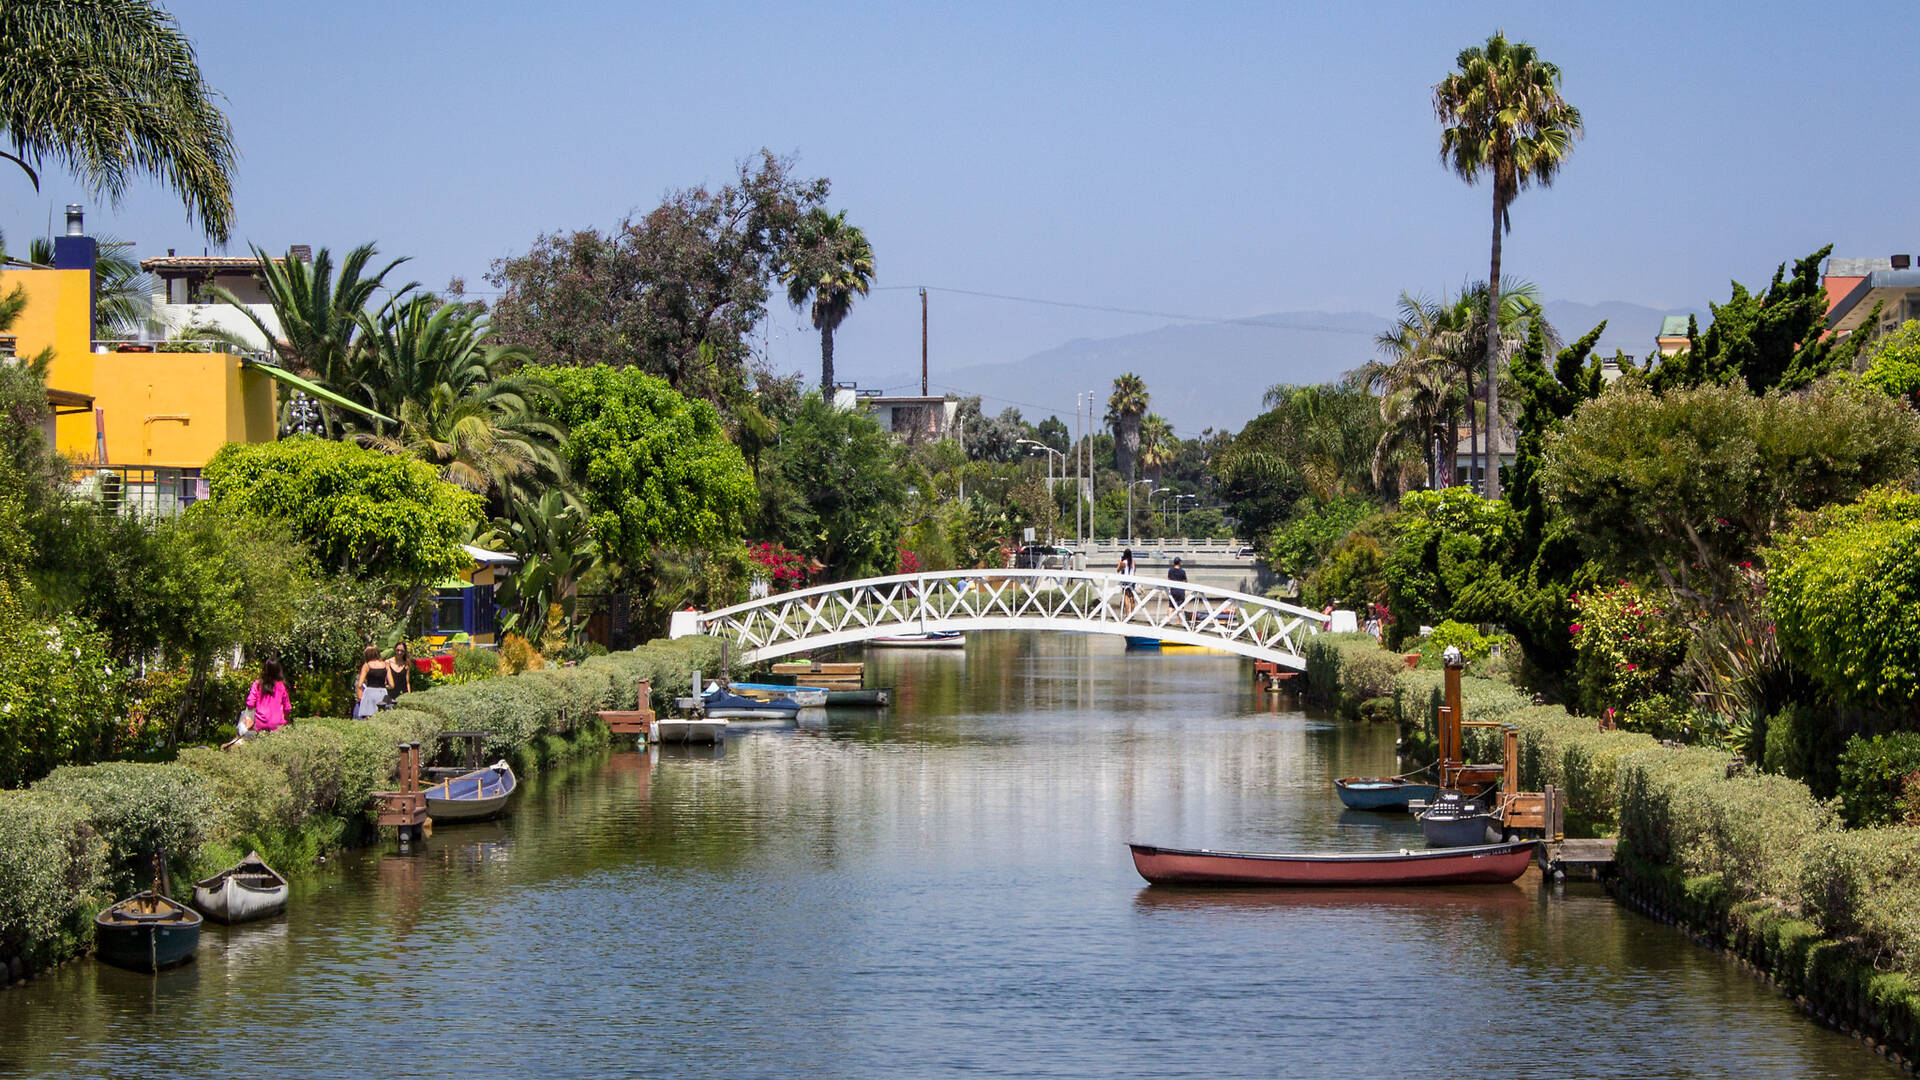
[[655, 717, 728, 743], [191, 851, 289, 925], [868, 631, 966, 649], [422, 761, 517, 823]]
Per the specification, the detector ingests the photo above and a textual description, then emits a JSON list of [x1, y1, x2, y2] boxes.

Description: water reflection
[[0, 630, 1898, 1080]]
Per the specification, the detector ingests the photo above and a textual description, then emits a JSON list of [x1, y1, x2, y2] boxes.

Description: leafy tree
[[955, 397, 1031, 462], [1544, 381, 1920, 610], [1381, 487, 1515, 644], [1034, 415, 1070, 454], [0, 0, 236, 241], [768, 394, 909, 580], [1649, 247, 1874, 395], [1768, 487, 1920, 723], [1435, 31, 1583, 499], [1859, 319, 1920, 402], [782, 208, 875, 396], [1216, 380, 1384, 539], [533, 365, 755, 584], [484, 490, 598, 645], [487, 151, 829, 406], [204, 437, 481, 589], [1266, 495, 1380, 584], [1106, 373, 1149, 482], [0, 579, 123, 787]]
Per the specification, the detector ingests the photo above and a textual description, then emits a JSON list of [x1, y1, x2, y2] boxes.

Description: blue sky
[[10, 2, 1916, 406]]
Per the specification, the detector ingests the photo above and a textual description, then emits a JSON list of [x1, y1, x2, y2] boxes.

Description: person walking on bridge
[[1168, 556, 1189, 627], [1116, 547, 1137, 617]]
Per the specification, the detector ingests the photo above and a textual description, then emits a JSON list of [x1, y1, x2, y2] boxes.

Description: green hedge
[[1837, 733, 1920, 827], [1301, 633, 1403, 718], [0, 635, 723, 980]]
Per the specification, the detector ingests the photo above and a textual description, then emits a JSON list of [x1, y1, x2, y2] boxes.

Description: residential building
[[1452, 427, 1516, 494], [831, 384, 961, 442], [1824, 255, 1920, 342], [1656, 314, 1691, 357], [139, 250, 294, 349]]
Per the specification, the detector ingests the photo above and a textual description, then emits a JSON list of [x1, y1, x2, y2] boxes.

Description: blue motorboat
[[1334, 776, 1441, 811], [1124, 636, 1163, 649], [700, 687, 801, 720]]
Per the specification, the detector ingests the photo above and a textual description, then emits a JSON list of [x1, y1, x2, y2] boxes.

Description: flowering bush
[[1569, 582, 1692, 735], [748, 541, 809, 592], [897, 547, 923, 575], [0, 582, 127, 788]]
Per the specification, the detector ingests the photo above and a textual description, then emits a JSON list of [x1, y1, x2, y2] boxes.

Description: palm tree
[[211, 243, 414, 436], [0, 0, 237, 241], [1374, 291, 1467, 488], [1137, 413, 1177, 483], [356, 296, 567, 516], [782, 208, 874, 397], [1435, 31, 1583, 499], [1106, 373, 1150, 481], [485, 489, 598, 646]]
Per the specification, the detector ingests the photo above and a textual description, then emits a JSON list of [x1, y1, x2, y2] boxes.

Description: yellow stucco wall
[[83, 351, 278, 468], [1, 266, 277, 468]]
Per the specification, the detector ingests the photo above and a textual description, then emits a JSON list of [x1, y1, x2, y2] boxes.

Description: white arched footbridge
[[668, 569, 1325, 667]]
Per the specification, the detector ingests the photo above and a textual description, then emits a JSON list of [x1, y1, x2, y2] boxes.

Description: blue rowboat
[[1124, 636, 1162, 649], [1334, 776, 1440, 811], [423, 761, 517, 823]]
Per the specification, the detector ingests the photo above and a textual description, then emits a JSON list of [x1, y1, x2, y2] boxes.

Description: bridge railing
[[678, 568, 1321, 665]]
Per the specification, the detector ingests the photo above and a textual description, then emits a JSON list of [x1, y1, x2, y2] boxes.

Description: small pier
[[1537, 838, 1618, 881], [599, 678, 656, 741]]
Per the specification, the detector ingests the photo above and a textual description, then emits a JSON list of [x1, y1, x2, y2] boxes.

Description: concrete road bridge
[[668, 568, 1322, 668]]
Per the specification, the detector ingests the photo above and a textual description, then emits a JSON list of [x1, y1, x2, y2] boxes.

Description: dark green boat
[[95, 891, 202, 972]]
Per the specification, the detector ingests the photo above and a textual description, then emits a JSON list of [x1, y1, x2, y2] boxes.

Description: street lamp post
[[1017, 439, 1067, 544]]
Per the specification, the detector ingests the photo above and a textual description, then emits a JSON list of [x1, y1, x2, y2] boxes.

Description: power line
[[874, 284, 1377, 337]]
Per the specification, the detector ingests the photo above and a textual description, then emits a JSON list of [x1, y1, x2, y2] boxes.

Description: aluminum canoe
[[191, 851, 288, 924]]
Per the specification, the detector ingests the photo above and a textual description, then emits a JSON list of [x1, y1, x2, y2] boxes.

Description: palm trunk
[[1485, 196, 1504, 500], [820, 325, 835, 398], [1467, 368, 1478, 493]]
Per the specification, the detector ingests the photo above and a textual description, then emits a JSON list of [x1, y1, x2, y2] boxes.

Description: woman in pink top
[[246, 658, 293, 733]]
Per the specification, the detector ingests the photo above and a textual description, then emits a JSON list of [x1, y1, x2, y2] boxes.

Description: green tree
[[1435, 31, 1583, 499], [1857, 318, 1920, 401], [488, 151, 829, 407], [768, 394, 909, 580], [533, 365, 755, 584], [1137, 414, 1177, 484], [484, 489, 598, 645], [204, 437, 481, 590], [1381, 486, 1515, 643], [1650, 247, 1874, 395], [782, 208, 875, 397], [0, 0, 236, 241], [1545, 381, 1920, 610]]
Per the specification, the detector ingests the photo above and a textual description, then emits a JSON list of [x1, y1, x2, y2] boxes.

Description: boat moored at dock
[[95, 892, 202, 971], [1333, 776, 1440, 811], [191, 851, 288, 924], [422, 761, 517, 824], [1128, 838, 1538, 887]]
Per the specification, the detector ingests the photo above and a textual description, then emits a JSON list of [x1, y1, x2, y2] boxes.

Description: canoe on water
[[1127, 839, 1538, 887], [1333, 776, 1441, 811], [95, 892, 202, 971], [192, 851, 288, 924], [423, 761, 517, 824], [867, 632, 966, 649]]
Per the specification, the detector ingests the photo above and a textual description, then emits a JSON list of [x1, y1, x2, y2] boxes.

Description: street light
[[1152, 487, 1179, 536], [1128, 479, 1155, 543], [1017, 439, 1067, 544]]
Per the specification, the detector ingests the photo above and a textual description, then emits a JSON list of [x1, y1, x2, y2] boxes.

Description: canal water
[[0, 633, 1898, 1078]]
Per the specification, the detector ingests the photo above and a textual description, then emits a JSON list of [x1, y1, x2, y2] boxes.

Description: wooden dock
[[1537, 838, 1618, 880]]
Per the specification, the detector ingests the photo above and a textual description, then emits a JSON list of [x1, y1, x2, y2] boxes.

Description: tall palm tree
[[356, 296, 567, 516], [211, 243, 414, 436], [782, 208, 874, 397], [1106, 372, 1150, 481], [1435, 31, 1583, 499], [1374, 291, 1467, 487], [0, 0, 237, 241]]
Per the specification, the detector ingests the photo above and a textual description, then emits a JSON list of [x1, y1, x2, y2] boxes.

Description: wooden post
[[1504, 726, 1519, 794], [1441, 659, 1465, 788]]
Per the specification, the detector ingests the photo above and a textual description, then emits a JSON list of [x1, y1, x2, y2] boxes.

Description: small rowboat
[[423, 761, 516, 824], [698, 689, 801, 720], [728, 682, 828, 707], [191, 851, 288, 924], [824, 687, 890, 706], [1334, 776, 1440, 811], [1127, 838, 1538, 887], [655, 717, 728, 743], [868, 632, 966, 649], [95, 892, 202, 971], [1419, 792, 1505, 848]]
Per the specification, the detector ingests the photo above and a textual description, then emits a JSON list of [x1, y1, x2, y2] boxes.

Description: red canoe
[[1128, 838, 1538, 887]]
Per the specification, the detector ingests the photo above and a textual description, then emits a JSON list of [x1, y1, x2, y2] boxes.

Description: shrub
[[499, 633, 543, 674], [1425, 620, 1493, 663], [1569, 582, 1690, 727], [451, 645, 503, 679], [0, 581, 128, 787], [1763, 703, 1848, 798], [0, 791, 106, 964], [1800, 828, 1920, 976], [1838, 733, 1920, 827], [1339, 648, 1404, 705], [32, 762, 213, 894]]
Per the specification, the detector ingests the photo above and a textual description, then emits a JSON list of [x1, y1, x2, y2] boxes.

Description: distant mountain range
[[854, 299, 1703, 435]]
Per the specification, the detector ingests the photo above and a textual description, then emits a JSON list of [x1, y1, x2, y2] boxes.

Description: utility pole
[[1073, 392, 1082, 546], [920, 287, 929, 396], [1087, 387, 1097, 540]]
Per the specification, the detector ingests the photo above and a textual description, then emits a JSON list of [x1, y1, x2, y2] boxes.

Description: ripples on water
[[0, 633, 1897, 1078]]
